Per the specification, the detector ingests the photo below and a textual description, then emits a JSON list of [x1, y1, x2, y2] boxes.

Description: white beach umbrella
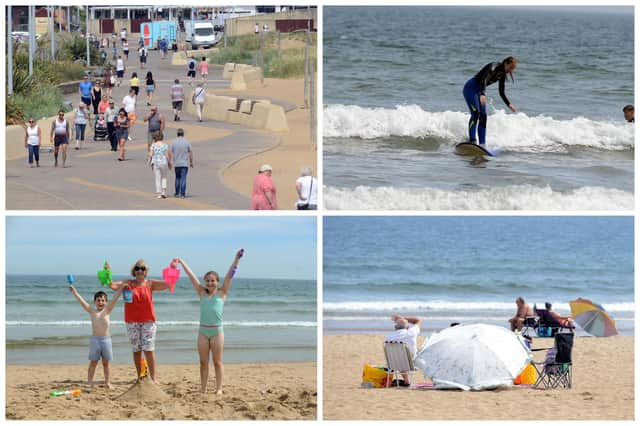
[[414, 323, 532, 391]]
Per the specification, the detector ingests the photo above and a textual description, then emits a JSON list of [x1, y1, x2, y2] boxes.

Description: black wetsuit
[[474, 62, 511, 107]]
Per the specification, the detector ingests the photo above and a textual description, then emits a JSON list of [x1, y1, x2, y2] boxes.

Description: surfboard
[[454, 142, 494, 157]]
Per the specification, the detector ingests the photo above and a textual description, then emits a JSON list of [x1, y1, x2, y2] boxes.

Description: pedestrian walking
[[115, 108, 130, 161], [91, 80, 102, 115], [130, 72, 140, 96], [143, 106, 165, 151], [122, 39, 130, 61], [50, 110, 70, 168], [145, 72, 155, 105], [170, 79, 185, 121], [105, 100, 118, 151], [170, 128, 193, 198], [187, 56, 197, 85], [74, 103, 91, 150], [251, 164, 278, 210], [159, 37, 168, 59], [139, 45, 147, 69], [79, 75, 93, 108], [24, 118, 41, 168], [147, 132, 172, 198], [116, 56, 125, 87], [191, 83, 206, 122], [122, 89, 137, 141], [199, 57, 209, 83], [103, 67, 114, 98]]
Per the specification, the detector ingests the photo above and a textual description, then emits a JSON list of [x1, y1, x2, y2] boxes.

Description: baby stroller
[[94, 119, 108, 141]]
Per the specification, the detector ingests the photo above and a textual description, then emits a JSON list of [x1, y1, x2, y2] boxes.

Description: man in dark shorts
[[79, 75, 93, 108], [187, 57, 196, 85], [170, 79, 185, 122], [50, 110, 70, 167]]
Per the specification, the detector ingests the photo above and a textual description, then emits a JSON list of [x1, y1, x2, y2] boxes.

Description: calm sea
[[323, 217, 634, 336], [6, 277, 316, 364], [324, 7, 634, 210]]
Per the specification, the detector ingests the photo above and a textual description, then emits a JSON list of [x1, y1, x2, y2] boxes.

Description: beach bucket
[[362, 364, 389, 388], [162, 262, 180, 293]]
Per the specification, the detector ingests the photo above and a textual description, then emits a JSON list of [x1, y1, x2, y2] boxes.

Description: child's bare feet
[[215, 389, 223, 395], [105, 383, 113, 389], [199, 387, 207, 394]]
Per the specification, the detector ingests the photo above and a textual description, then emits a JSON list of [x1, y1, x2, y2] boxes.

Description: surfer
[[463, 56, 518, 146], [622, 104, 634, 123]]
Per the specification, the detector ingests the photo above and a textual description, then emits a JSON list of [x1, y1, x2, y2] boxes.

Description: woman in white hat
[[251, 164, 278, 210]]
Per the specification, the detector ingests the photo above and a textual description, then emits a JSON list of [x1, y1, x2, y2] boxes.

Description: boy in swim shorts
[[69, 285, 123, 388]]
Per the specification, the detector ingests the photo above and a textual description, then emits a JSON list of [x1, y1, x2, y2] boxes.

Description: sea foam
[[324, 104, 634, 153], [323, 184, 634, 211]]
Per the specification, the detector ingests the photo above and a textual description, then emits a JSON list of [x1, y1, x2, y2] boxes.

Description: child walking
[[69, 285, 123, 388], [174, 249, 243, 394]]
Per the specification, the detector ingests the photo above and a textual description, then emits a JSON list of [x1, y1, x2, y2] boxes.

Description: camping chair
[[383, 341, 417, 388], [533, 332, 573, 389], [535, 308, 575, 337], [521, 315, 539, 338]]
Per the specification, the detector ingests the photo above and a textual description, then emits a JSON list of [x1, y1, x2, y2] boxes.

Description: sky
[[6, 216, 317, 280]]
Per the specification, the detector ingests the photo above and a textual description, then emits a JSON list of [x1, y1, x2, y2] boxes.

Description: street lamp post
[[86, 6, 90, 66], [8, 5, 13, 96]]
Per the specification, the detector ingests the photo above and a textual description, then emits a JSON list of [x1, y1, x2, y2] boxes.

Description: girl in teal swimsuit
[[175, 249, 243, 395]]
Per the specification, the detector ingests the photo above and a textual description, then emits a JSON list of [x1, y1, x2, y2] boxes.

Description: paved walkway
[[6, 49, 282, 210]]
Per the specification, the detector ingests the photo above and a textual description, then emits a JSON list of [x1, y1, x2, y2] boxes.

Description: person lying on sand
[[509, 297, 533, 331], [385, 314, 422, 386], [69, 285, 123, 388], [174, 249, 244, 395]]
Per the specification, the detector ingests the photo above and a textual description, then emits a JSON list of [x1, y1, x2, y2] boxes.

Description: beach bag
[[514, 363, 537, 385], [362, 364, 389, 388]]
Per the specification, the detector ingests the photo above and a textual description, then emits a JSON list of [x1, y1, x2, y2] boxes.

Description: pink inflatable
[[162, 261, 180, 293]]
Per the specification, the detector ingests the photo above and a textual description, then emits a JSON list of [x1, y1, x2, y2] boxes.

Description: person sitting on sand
[[68, 285, 123, 388], [108, 260, 172, 384], [508, 297, 533, 332], [385, 314, 422, 386], [545, 302, 575, 328], [623, 104, 634, 123], [174, 249, 244, 395]]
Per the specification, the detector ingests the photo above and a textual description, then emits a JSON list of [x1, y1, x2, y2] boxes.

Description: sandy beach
[[323, 334, 633, 420], [220, 77, 317, 210], [6, 362, 316, 420]]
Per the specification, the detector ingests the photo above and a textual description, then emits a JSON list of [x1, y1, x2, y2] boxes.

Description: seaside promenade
[[6, 48, 284, 210]]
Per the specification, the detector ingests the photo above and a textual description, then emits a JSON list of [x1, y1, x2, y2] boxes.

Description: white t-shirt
[[385, 324, 420, 357], [193, 87, 206, 104], [296, 175, 318, 206], [122, 95, 136, 113], [116, 58, 125, 71]]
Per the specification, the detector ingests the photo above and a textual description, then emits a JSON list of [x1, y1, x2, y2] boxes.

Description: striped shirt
[[171, 84, 184, 102]]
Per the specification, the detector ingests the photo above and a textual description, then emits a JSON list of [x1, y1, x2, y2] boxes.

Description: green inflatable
[[97, 261, 113, 286]]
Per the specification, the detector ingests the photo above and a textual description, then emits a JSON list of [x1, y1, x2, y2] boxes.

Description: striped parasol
[[569, 298, 618, 337]]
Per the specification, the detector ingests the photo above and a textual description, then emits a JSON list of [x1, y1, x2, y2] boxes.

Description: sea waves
[[323, 184, 634, 211], [324, 104, 634, 153]]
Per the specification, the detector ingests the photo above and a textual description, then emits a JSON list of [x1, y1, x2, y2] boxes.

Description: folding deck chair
[[383, 341, 417, 388], [535, 308, 575, 337], [533, 332, 574, 389]]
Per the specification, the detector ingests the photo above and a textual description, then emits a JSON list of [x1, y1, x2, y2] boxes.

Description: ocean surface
[[323, 217, 634, 336], [6, 276, 316, 365], [324, 7, 634, 210]]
